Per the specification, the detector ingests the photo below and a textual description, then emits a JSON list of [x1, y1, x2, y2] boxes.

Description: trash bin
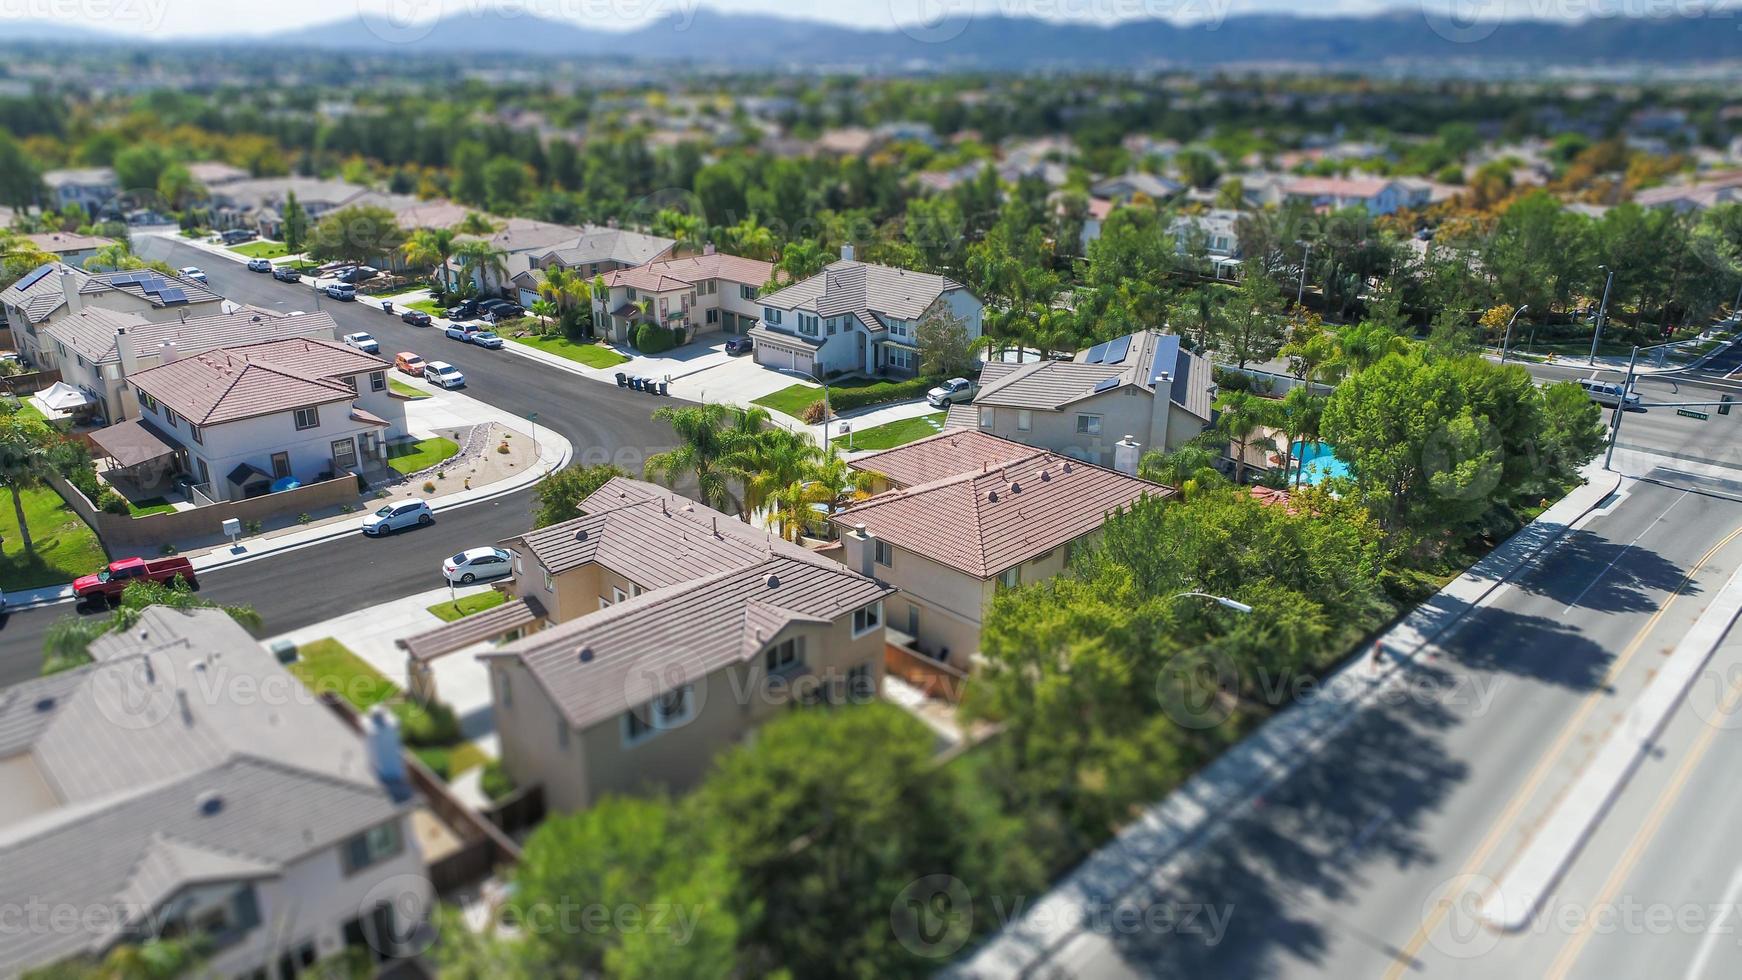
[[381, 301, 393, 314]]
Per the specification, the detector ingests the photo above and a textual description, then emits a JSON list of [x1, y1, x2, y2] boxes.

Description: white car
[[178, 266, 208, 284], [1578, 377, 1641, 409], [426, 361, 466, 389], [342, 332, 380, 355], [362, 499, 433, 537], [926, 377, 978, 408], [443, 547, 514, 584]]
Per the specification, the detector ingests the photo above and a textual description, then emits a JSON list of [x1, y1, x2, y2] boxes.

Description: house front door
[[331, 437, 358, 471], [270, 452, 291, 479]]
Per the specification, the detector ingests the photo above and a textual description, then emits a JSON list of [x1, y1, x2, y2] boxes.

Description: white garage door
[[756, 342, 813, 376]]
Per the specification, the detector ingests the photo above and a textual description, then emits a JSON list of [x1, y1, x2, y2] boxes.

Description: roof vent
[[1040, 469, 1051, 482], [765, 573, 780, 588], [578, 647, 594, 664], [987, 489, 998, 502], [1062, 461, 1073, 473], [197, 791, 224, 817], [574, 528, 588, 541], [33, 696, 55, 713], [1010, 481, 1021, 494]]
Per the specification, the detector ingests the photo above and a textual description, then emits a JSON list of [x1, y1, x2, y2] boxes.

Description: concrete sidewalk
[[955, 460, 1625, 978]]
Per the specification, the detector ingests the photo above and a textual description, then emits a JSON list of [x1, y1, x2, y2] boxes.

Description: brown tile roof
[[400, 596, 546, 663], [848, 428, 1039, 490], [23, 232, 116, 255], [130, 337, 387, 427], [1283, 175, 1395, 199], [603, 252, 773, 292], [835, 442, 1171, 578], [46, 308, 336, 366]]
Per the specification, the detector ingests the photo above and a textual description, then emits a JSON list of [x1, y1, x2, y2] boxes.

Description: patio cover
[[398, 595, 546, 663], [89, 418, 179, 469], [38, 381, 94, 412]]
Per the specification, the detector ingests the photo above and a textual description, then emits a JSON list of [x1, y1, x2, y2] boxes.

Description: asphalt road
[[0, 237, 684, 686]]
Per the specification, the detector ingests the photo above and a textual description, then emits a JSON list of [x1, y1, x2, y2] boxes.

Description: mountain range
[[5, 8, 1741, 67]]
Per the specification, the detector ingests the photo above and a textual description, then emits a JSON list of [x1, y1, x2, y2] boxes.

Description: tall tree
[[280, 190, 307, 257], [531, 464, 630, 528]]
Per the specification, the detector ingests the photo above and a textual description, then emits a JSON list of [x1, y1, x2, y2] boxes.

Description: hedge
[[634, 322, 678, 354], [828, 376, 942, 413]]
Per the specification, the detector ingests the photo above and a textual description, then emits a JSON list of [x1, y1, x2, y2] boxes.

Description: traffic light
[[1723, 395, 1734, 416]]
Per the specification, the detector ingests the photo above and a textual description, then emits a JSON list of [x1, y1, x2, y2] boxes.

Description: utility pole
[[1296, 241, 1313, 308], [1499, 304, 1529, 364], [1604, 346, 1639, 471], [1589, 265, 1615, 366]]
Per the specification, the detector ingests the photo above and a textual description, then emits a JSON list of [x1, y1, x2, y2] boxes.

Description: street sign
[[1677, 408, 1710, 420]]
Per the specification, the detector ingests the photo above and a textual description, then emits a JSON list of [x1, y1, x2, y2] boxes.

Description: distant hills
[[5, 8, 1741, 67]]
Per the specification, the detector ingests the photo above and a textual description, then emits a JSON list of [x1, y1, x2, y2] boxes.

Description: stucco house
[[1280, 175, 1429, 216], [949, 330, 1216, 466], [22, 232, 116, 269], [477, 477, 894, 813], [587, 247, 773, 344], [127, 336, 405, 501], [40, 166, 118, 216], [4, 264, 226, 371], [832, 430, 1169, 670], [0, 607, 433, 979], [505, 224, 677, 307], [749, 247, 983, 379]]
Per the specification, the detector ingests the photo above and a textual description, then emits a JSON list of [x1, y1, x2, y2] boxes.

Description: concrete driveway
[[670, 348, 802, 405]]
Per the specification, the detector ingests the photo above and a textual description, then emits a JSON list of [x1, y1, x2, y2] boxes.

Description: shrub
[[496, 442, 510, 454], [1213, 366, 1254, 392], [800, 400, 828, 424], [480, 759, 517, 802], [422, 481, 436, 493], [395, 698, 462, 748], [159, 543, 178, 556], [297, 512, 312, 525], [65, 467, 103, 503], [560, 306, 591, 341], [633, 322, 678, 354], [244, 519, 263, 534], [436, 470, 445, 480], [375, 489, 390, 499], [97, 490, 131, 515], [830, 376, 940, 412], [339, 503, 356, 514]]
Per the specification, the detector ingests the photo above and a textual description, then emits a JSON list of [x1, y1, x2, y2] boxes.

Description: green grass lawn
[[388, 379, 429, 400], [8, 399, 48, 423], [227, 240, 290, 259], [754, 383, 825, 418], [427, 589, 508, 623], [513, 333, 630, 368], [0, 485, 106, 591], [288, 638, 400, 711], [406, 298, 446, 317], [129, 497, 176, 518], [844, 412, 947, 451], [386, 436, 460, 476]]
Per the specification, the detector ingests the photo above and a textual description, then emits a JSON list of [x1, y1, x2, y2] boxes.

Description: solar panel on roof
[[1149, 334, 1181, 389], [1093, 376, 1121, 394], [155, 287, 188, 305], [1083, 342, 1111, 364], [110, 271, 146, 285], [1104, 334, 1132, 365], [13, 264, 55, 292]]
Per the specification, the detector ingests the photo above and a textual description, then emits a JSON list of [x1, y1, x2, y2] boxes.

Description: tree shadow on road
[[1432, 604, 1618, 693], [1503, 527, 1692, 616]]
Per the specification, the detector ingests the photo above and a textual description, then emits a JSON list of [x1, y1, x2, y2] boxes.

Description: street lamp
[[1172, 591, 1254, 614], [778, 365, 832, 453], [1498, 305, 1529, 365], [1589, 265, 1615, 366], [1296, 240, 1314, 307]]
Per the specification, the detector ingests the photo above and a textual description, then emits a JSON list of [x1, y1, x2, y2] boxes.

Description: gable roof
[[45, 308, 336, 366], [24, 232, 116, 255], [80, 269, 223, 310], [1, 262, 88, 324], [835, 440, 1170, 578], [538, 226, 677, 269], [970, 330, 1214, 421], [603, 251, 774, 293], [849, 427, 1040, 490], [759, 260, 964, 323], [130, 336, 386, 426]]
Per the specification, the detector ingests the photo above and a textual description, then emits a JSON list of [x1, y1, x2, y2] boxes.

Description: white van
[[1579, 377, 1641, 409]]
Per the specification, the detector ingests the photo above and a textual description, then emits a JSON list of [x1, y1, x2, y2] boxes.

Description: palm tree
[[529, 299, 557, 333], [1139, 445, 1225, 500], [1273, 386, 1326, 488], [0, 407, 60, 554], [727, 216, 776, 261], [1214, 390, 1279, 485], [452, 240, 508, 294], [453, 211, 498, 236], [806, 449, 878, 516], [401, 227, 458, 292], [723, 425, 820, 522], [644, 404, 746, 513], [773, 241, 827, 284]]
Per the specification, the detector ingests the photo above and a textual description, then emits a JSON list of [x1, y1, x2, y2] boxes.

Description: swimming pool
[[1291, 441, 1351, 486]]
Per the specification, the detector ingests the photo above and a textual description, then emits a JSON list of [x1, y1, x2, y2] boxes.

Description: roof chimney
[[840, 243, 855, 261], [60, 269, 83, 313], [844, 523, 876, 578], [366, 706, 413, 802], [1114, 435, 1142, 477], [115, 327, 140, 379], [704, 241, 716, 255], [159, 340, 178, 365]]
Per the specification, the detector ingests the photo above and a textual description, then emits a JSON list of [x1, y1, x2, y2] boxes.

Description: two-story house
[[476, 477, 893, 813], [832, 430, 1170, 671], [587, 247, 773, 344], [1280, 175, 1430, 216], [3, 264, 225, 370], [507, 224, 677, 308], [749, 247, 983, 379], [128, 337, 405, 501], [0, 606, 433, 979], [951, 330, 1216, 466], [40, 166, 119, 217]]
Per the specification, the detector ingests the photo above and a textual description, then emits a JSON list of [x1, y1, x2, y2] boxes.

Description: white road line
[[1561, 490, 1688, 616], [1685, 863, 1742, 980]]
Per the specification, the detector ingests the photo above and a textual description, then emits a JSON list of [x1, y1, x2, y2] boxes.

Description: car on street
[[362, 499, 433, 536], [469, 330, 504, 350], [245, 258, 272, 273], [926, 377, 979, 408], [72, 556, 198, 600], [324, 283, 357, 301], [1579, 377, 1641, 409], [400, 309, 433, 327], [724, 336, 753, 355], [442, 546, 514, 584], [272, 266, 302, 283], [426, 360, 466, 389], [178, 266, 208, 284], [445, 323, 480, 342], [394, 351, 427, 376], [342, 332, 380, 355]]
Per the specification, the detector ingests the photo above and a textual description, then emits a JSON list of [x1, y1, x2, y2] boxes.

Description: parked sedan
[[400, 309, 433, 327], [342, 332, 380, 355], [362, 499, 433, 537], [443, 546, 514, 584], [271, 266, 302, 283], [394, 352, 426, 376], [177, 266, 208, 284], [245, 258, 272, 273], [469, 330, 504, 350], [426, 360, 466, 389]]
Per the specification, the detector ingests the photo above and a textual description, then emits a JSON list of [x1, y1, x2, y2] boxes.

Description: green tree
[[643, 404, 756, 513], [1214, 269, 1287, 369], [452, 239, 508, 292], [531, 463, 630, 528], [155, 164, 204, 213], [483, 156, 533, 213], [401, 227, 457, 290], [0, 407, 61, 554], [915, 305, 975, 378], [452, 141, 489, 206], [44, 581, 263, 675], [771, 239, 826, 285], [306, 205, 406, 268], [281, 190, 308, 257], [112, 144, 170, 195]]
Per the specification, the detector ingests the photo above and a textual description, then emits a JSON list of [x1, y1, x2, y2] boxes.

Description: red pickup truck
[[72, 556, 198, 600]]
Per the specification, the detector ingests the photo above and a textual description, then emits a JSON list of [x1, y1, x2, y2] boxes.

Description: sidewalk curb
[[955, 465, 1625, 978]]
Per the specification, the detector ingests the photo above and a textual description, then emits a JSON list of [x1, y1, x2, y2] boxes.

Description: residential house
[[1090, 172, 1184, 204], [3, 264, 225, 369], [1170, 209, 1242, 259], [832, 430, 1169, 669], [1633, 172, 1742, 213], [41, 166, 118, 216], [208, 177, 372, 238], [951, 330, 1216, 465], [504, 224, 677, 307], [45, 307, 337, 424], [0, 607, 432, 979], [588, 247, 773, 344], [128, 336, 405, 501], [814, 127, 882, 158], [1281, 175, 1428, 216], [481, 477, 894, 812], [23, 232, 116, 269], [749, 247, 983, 379], [185, 160, 251, 187]]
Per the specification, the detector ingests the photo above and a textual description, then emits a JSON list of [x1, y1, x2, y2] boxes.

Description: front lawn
[[844, 412, 946, 451], [288, 638, 399, 711], [514, 333, 630, 369], [406, 298, 446, 317], [386, 436, 460, 476], [0, 485, 106, 591], [388, 379, 429, 400], [228, 240, 290, 259], [754, 382, 825, 418], [129, 497, 176, 518], [427, 589, 508, 623]]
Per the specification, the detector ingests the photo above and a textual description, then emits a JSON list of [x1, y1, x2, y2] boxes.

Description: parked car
[[446, 300, 481, 321], [245, 258, 272, 273], [926, 377, 979, 408], [338, 266, 379, 284], [724, 336, 753, 356], [469, 330, 504, 350], [443, 546, 514, 584], [73, 556, 198, 600], [400, 309, 433, 327], [324, 283, 357, 301], [342, 332, 380, 355], [219, 229, 257, 245], [425, 360, 466, 389], [272, 266, 302, 283], [178, 266, 208, 284], [362, 499, 433, 537], [445, 323, 480, 342], [1579, 377, 1641, 409], [394, 351, 426, 376]]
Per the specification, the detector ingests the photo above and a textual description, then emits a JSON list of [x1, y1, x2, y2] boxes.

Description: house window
[[557, 718, 569, 749], [889, 319, 909, 338], [341, 821, 404, 876], [906, 603, 920, 635], [741, 284, 756, 300], [706, 308, 719, 324], [195, 458, 209, 485], [765, 636, 804, 675], [1017, 410, 1032, 432], [163, 409, 179, 429], [331, 438, 358, 470], [190, 423, 202, 444], [1076, 414, 1103, 436], [613, 587, 627, 604], [887, 348, 913, 371], [543, 569, 554, 592], [979, 407, 995, 428], [852, 600, 883, 638], [625, 287, 638, 301], [998, 567, 1020, 590], [341, 375, 357, 392], [270, 452, 291, 479], [875, 540, 893, 567], [845, 662, 874, 701], [763, 307, 782, 324], [798, 313, 819, 336], [294, 406, 319, 430], [623, 686, 693, 745], [370, 371, 386, 391], [600, 596, 610, 610]]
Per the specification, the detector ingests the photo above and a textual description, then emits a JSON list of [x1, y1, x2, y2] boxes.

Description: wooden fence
[[885, 641, 970, 704], [47, 468, 363, 552]]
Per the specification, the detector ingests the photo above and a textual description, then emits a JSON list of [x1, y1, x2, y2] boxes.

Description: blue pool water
[[1291, 441, 1351, 486]]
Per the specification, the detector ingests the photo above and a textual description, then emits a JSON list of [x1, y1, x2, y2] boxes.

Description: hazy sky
[[3, 0, 1733, 38]]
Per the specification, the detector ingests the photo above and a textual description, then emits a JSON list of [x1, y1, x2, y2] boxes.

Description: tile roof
[[130, 336, 386, 426], [462, 217, 591, 256], [23, 232, 116, 255], [603, 251, 773, 292], [1283, 175, 1396, 199], [538, 226, 676, 268], [80, 269, 222, 309], [0, 608, 405, 977], [759, 260, 964, 323], [211, 176, 370, 211], [848, 428, 1040, 490], [45, 308, 336, 366], [40, 166, 116, 188], [0, 262, 88, 324], [835, 440, 1170, 578], [971, 330, 1214, 422]]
